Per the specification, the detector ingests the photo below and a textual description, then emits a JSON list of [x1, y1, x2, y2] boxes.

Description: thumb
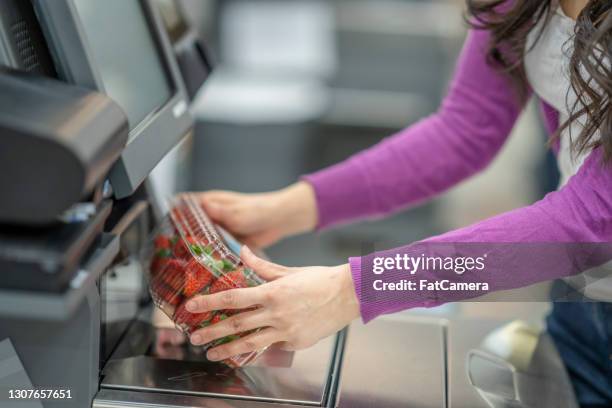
[[240, 246, 287, 281]]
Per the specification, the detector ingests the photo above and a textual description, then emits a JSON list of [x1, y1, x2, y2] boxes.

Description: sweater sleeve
[[352, 147, 612, 322], [302, 28, 527, 230]]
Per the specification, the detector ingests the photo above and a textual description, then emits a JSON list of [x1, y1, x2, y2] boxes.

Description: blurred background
[[163, 0, 558, 320]]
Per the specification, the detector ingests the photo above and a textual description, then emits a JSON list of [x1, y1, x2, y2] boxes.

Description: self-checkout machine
[[0, 0, 190, 407], [0, 1, 573, 407], [0, 1, 436, 407]]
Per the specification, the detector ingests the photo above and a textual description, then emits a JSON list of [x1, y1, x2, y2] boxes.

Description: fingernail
[[207, 350, 219, 361], [191, 334, 203, 345], [186, 301, 197, 312]]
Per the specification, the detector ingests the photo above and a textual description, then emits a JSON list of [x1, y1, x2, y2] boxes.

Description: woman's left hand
[[185, 247, 360, 361]]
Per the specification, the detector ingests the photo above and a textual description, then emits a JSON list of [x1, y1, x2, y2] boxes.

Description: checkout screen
[[73, 0, 172, 135]]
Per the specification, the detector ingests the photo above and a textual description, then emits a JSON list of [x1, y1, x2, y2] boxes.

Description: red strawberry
[[210, 313, 228, 325], [173, 236, 204, 259], [173, 238, 190, 259], [150, 251, 174, 275], [174, 302, 213, 331], [150, 279, 183, 306], [183, 260, 214, 297], [154, 234, 172, 250], [209, 269, 248, 294], [161, 259, 187, 291]]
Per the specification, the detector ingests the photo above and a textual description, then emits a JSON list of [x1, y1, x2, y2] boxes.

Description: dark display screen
[[73, 0, 172, 134]]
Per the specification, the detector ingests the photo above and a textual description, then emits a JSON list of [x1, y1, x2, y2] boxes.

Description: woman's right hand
[[198, 181, 318, 249]]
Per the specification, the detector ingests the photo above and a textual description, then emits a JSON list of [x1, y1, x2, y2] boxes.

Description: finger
[[207, 328, 280, 361], [200, 192, 244, 223], [204, 203, 248, 234], [200, 190, 242, 204], [242, 230, 281, 250], [186, 286, 265, 313], [201, 200, 229, 222], [241, 246, 287, 280], [190, 309, 268, 346]]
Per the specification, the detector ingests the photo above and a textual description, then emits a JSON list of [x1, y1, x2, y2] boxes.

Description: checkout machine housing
[[0, 0, 197, 407]]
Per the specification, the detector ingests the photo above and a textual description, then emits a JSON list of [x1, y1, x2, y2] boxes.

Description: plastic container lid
[[145, 193, 266, 367]]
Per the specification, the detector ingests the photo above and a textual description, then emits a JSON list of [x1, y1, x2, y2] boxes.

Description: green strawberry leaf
[[221, 259, 235, 272], [216, 334, 240, 345], [214, 260, 225, 271], [190, 244, 204, 256], [156, 248, 172, 258]]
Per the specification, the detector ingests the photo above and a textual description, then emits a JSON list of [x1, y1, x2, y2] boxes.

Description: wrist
[[335, 263, 361, 321], [275, 181, 318, 236]]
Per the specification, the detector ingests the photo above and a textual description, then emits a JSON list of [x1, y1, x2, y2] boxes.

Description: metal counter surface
[[101, 330, 341, 406], [98, 316, 449, 407], [98, 313, 509, 408], [446, 318, 508, 408], [94, 387, 301, 408], [336, 316, 447, 408]]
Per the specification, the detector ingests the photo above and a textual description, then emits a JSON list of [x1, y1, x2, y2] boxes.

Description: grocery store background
[[162, 0, 556, 322]]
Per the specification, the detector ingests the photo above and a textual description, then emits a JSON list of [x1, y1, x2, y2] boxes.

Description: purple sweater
[[303, 28, 612, 322]]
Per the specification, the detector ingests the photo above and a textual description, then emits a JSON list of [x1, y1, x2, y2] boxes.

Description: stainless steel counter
[[446, 319, 504, 408], [94, 388, 301, 408], [96, 315, 450, 407], [92, 285, 565, 408], [101, 332, 342, 406], [337, 317, 447, 408]]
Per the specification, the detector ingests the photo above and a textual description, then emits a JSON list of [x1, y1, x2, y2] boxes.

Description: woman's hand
[[185, 247, 360, 361], [198, 182, 318, 249]]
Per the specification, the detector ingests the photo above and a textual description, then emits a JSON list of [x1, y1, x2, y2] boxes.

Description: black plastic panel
[[0, 0, 56, 75]]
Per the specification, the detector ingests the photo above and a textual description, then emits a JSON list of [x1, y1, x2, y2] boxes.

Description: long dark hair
[[466, 0, 612, 161]]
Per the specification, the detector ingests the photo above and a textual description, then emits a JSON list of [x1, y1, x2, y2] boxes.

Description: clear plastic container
[[144, 193, 266, 367]]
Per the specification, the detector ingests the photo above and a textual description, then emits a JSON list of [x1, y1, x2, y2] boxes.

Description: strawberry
[[174, 302, 213, 330], [173, 236, 205, 259], [161, 259, 187, 291], [209, 269, 248, 294], [150, 246, 174, 275], [183, 260, 214, 297], [150, 279, 183, 306], [173, 238, 191, 259], [210, 313, 228, 325], [154, 234, 172, 250], [150, 256, 167, 277]]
